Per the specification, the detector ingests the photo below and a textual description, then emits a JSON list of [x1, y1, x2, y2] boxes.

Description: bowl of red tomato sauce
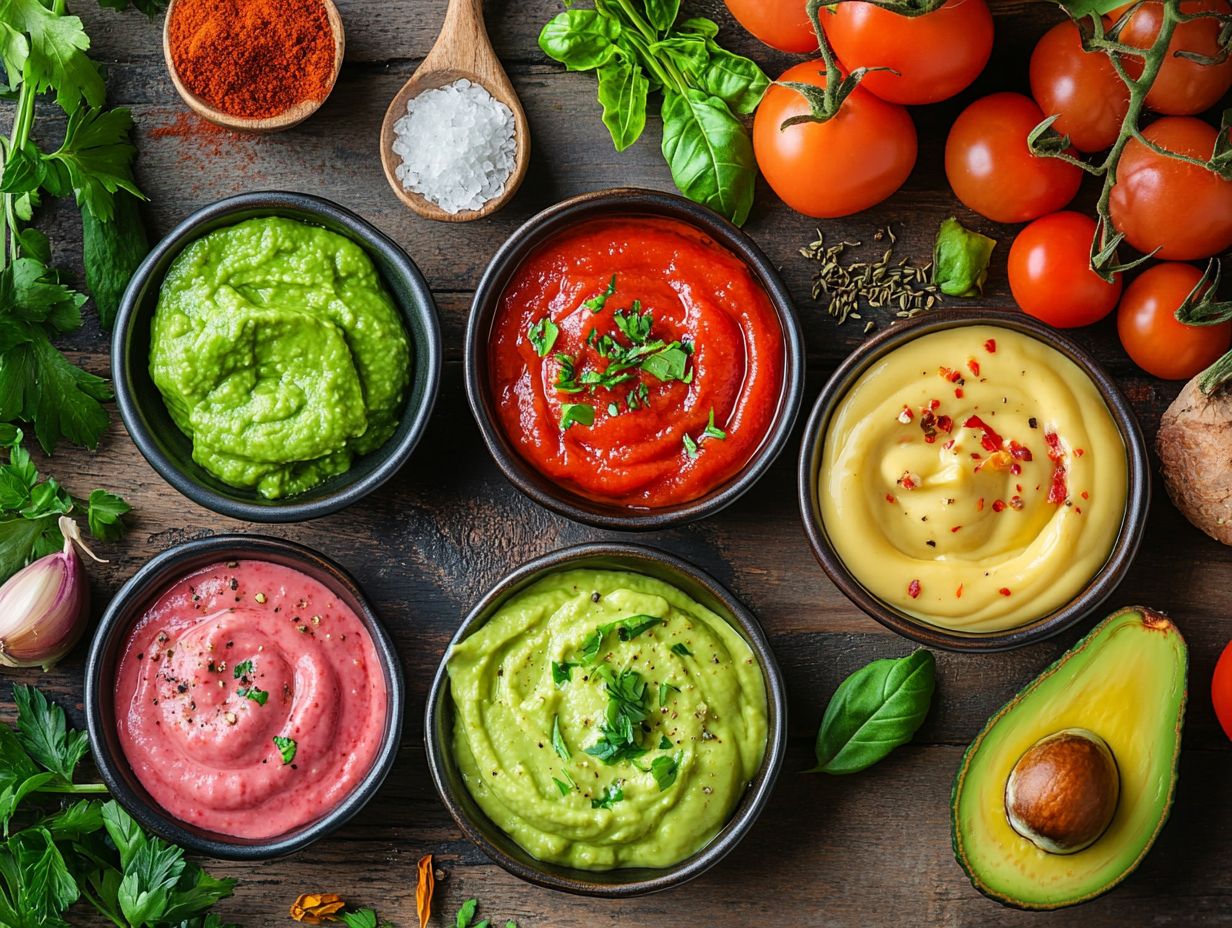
[[466, 188, 805, 529]]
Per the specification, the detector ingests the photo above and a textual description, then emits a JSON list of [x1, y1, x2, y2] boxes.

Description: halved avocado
[[952, 607, 1187, 910]]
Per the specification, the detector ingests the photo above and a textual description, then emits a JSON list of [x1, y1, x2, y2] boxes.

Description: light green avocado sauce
[[149, 217, 411, 499], [447, 569, 768, 871]]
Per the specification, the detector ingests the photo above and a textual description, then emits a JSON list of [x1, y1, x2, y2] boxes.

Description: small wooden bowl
[[161, 0, 345, 133]]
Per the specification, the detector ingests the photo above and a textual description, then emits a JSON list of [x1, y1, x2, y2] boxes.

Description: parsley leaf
[[650, 752, 682, 791], [551, 715, 570, 760], [552, 776, 571, 796], [12, 684, 88, 783], [551, 660, 575, 686], [658, 735, 672, 750], [272, 736, 297, 765], [341, 907, 394, 928], [582, 274, 617, 312], [658, 681, 679, 707], [527, 317, 559, 357], [86, 489, 129, 541], [703, 408, 726, 440], [616, 615, 662, 640], [591, 781, 624, 809], [641, 345, 690, 382], [237, 687, 268, 706], [48, 106, 142, 221], [0, 0, 104, 112], [584, 667, 650, 765], [671, 643, 693, 657], [83, 189, 148, 329], [231, 660, 253, 680], [559, 403, 595, 431], [456, 898, 479, 928], [682, 433, 699, 459]]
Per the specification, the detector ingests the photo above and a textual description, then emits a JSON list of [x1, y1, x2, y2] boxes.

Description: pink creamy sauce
[[114, 560, 388, 839]]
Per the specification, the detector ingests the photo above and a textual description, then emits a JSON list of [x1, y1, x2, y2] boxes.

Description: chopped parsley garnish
[[650, 752, 682, 791], [658, 681, 679, 707], [527, 317, 559, 357], [583, 274, 618, 313], [554, 353, 582, 393], [551, 715, 570, 760], [704, 408, 727, 440], [237, 686, 268, 706], [553, 776, 571, 796], [682, 433, 699, 459], [272, 735, 297, 764], [658, 735, 672, 750], [616, 615, 663, 640], [584, 666, 650, 765], [560, 403, 595, 431], [641, 345, 690, 382], [671, 643, 693, 657], [591, 781, 624, 809], [232, 659, 254, 680], [613, 304, 653, 342], [580, 628, 605, 665], [551, 661, 575, 686]]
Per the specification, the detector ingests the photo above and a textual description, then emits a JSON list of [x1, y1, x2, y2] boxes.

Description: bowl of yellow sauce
[[799, 312, 1149, 651]]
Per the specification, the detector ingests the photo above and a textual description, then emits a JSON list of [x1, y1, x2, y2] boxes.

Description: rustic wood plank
[[4, 0, 1230, 924]]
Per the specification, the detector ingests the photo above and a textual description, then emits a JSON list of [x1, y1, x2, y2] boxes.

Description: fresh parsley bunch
[[539, 0, 768, 225], [0, 0, 154, 452], [0, 424, 129, 580], [0, 684, 239, 927]]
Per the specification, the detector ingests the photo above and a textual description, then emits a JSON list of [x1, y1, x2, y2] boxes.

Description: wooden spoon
[[379, 0, 531, 222], [162, 0, 345, 133]]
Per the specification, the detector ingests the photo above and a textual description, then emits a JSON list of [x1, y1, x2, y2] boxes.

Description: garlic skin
[[0, 517, 93, 671]]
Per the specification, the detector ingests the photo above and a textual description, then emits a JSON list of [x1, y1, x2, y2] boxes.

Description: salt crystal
[[391, 78, 517, 214]]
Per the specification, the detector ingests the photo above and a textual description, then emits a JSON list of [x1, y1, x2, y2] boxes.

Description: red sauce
[[488, 217, 785, 508]]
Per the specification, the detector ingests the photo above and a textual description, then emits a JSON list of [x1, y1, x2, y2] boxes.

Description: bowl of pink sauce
[[85, 535, 404, 859]]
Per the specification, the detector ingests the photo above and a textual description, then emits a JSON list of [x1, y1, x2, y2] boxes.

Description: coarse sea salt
[[391, 78, 516, 215]]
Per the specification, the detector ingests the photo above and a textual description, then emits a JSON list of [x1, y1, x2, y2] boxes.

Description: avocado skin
[[951, 606, 1188, 910]]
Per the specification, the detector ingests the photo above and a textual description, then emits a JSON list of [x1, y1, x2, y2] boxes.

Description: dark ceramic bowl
[[84, 535, 405, 860], [465, 188, 805, 531], [425, 542, 787, 896], [112, 191, 441, 522], [798, 311, 1150, 652]]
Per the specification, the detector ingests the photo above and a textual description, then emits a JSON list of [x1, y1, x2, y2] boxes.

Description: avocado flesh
[[952, 607, 1187, 910]]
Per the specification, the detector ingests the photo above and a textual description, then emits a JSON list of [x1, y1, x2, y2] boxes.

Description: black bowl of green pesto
[[112, 191, 441, 522]]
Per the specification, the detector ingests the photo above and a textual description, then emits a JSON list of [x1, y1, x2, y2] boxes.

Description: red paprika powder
[[168, 0, 336, 120]]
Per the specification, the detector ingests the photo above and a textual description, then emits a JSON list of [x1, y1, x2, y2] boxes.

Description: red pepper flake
[[929, 398, 940, 410], [940, 366, 963, 383], [1074, 448, 1085, 457], [1015, 484, 1023, 493], [1009, 496, 1024, 510], [898, 472, 920, 490], [907, 579, 922, 599], [984, 338, 997, 353], [955, 387, 964, 399], [919, 409, 938, 442], [923, 434, 936, 444], [992, 499, 1006, 513], [1081, 490, 1089, 500], [971, 452, 982, 460], [1075, 507, 1083, 514], [1010, 463, 1022, 476], [943, 439, 956, 451], [964, 415, 1004, 452], [956, 583, 964, 598], [1008, 440, 1033, 462], [897, 405, 914, 424], [976, 497, 985, 512], [885, 493, 896, 503], [950, 525, 962, 533], [936, 415, 953, 433], [999, 587, 1012, 597], [1044, 432, 1068, 504], [967, 358, 981, 377]]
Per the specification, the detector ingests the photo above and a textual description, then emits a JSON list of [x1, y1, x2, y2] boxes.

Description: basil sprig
[[539, 2, 767, 225], [811, 649, 936, 775]]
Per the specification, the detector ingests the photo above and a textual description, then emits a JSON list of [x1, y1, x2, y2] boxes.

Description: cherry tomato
[[945, 93, 1083, 224], [724, 0, 816, 53], [753, 61, 918, 219], [1213, 640, 1232, 742], [1007, 212, 1123, 328], [1117, 263, 1231, 379], [821, 0, 994, 105], [1115, 0, 1232, 116], [1029, 20, 1130, 152], [1109, 116, 1232, 261]]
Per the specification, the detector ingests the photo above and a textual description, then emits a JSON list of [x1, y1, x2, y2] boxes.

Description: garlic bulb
[[0, 517, 100, 671]]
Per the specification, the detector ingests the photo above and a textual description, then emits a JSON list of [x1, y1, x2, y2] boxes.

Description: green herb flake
[[527, 316, 560, 356], [658, 681, 679, 707], [617, 615, 662, 641], [232, 659, 254, 680], [591, 780, 624, 809], [641, 344, 690, 382], [585, 667, 650, 765], [671, 643, 693, 657], [658, 735, 672, 750], [237, 686, 268, 706], [582, 274, 618, 312], [703, 408, 726, 440], [456, 899, 479, 928], [650, 752, 682, 791], [552, 660, 575, 686], [552, 715, 571, 760], [272, 735, 297, 765], [682, 433, 699, 459], [553, 776, 571, 796], [932, 217, 996, 298], [560, 403, 596, 431]]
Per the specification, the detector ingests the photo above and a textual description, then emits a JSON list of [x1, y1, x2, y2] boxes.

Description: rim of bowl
[[111, 191, 442, 523], [84, 534, 406, 860], [463, 187, 806, 531], [796, 310, 1151, 653], [424, 542, 787, 896]]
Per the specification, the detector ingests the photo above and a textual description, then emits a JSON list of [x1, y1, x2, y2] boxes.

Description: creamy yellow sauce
[[819, 325, 1127, 633]]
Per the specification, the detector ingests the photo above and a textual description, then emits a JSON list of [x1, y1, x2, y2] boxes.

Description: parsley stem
[[36, 782, 109, 794], [77, 884, 126, 928]]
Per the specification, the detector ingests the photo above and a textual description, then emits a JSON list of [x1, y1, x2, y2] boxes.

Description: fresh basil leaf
[[658, 735, 672, 749], [12, 685, 88, 784], [640, 345, 689, 382], [539, 10, 621, 72], [559, 403, 595, 431], [660, 88, 756, 226], [699, 43, 769, 116], [551, 715, 570, 760], [596, 56, 649, 152], [658, 681, 678, 707], [812, 649, 936, 775], [642, 0, 680, 32], [676, 16, 719, 38], [82, 189, 148, 329], [650, 35, 709, 84], [932, 217, 996, 298]]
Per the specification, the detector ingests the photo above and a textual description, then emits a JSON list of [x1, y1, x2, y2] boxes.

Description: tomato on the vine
[[821, 0, 994, 105], [1109, 116, 1232, 261], [1117, 263, 1231, 380], [1008, 212, 1123, 328], [1212, 641, 1232, 742], [1115, 0, 1232, 116], [945, 93, 1083, 223], [723, 0, 816, 53], [753, 61, 917, 218], [1029, 20, 1130, 152]]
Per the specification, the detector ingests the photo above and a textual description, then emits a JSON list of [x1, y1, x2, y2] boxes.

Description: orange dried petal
[[417, 855, 435, 928], [290, 893, 347, 924]]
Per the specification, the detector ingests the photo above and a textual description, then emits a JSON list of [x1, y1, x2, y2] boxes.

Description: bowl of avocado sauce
[[113, 191, 441, 521]]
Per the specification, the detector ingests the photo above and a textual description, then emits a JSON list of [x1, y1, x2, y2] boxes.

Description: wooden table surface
[[11, 0, 1232, 924]]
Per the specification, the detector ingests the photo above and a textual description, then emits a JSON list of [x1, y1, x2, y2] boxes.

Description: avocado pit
[[1005, 728, 1120, 855]]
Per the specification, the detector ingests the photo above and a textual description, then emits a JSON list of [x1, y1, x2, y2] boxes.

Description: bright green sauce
[[447, 568, 768, 871], [149, 217, 410, 499]]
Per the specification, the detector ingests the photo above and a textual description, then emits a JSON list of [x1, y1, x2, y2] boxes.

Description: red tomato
[[1008, 212, 1123, 328], [1115, 0, 1232, 116], [1109, 116, 1232, 261], [724, 0, 816, 53], [1029, 20, 1130, 152], [1213, 640, 1232, 742], [753, 61, 917, 219], [1117, 263, 1231, 379], [945, 93, 1083, 224], [821, 0, 994, 105]]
